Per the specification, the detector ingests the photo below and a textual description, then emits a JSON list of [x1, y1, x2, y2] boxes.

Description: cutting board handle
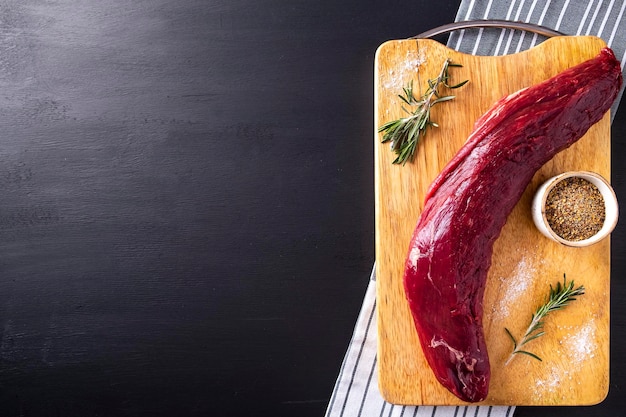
[[412, 19, 565, 39]]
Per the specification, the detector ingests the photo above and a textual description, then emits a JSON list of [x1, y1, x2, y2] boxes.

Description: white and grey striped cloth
[[325, 1, 626, 416], [448, 0, 626, 119]]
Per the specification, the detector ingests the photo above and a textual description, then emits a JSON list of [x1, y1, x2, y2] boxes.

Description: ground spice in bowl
[[544, 177, 606, 241]]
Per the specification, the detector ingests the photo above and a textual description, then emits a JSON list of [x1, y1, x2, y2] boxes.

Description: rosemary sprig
[[504, 274, 585, 365], [379, 58, 468, 165]]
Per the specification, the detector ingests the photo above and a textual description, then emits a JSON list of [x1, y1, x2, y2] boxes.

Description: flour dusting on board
[[534, 367, 570, 398], [496, 256, 537, 317], [381, 49, 427, 93], [562, 321, 596, 366], [532, 321, 596, 399]]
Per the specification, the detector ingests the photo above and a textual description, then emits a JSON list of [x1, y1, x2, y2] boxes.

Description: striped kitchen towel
[[448, 0, 626, 119], [325, 1, 626, 417]]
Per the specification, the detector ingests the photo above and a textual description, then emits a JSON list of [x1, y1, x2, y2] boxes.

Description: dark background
[[0, 0, 623, 416]]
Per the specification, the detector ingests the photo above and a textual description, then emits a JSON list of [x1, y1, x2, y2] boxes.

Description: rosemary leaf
[[379, 58, 468, 165], [504, 274, 585, 365], [504, 327, 518, 349], [515, 350, 543, 362], [431, 95, 456, 105], [448, 79, 470, 89]]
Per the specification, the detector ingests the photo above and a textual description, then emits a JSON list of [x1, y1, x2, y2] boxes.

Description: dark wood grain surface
[[0, 1, 623, 416]]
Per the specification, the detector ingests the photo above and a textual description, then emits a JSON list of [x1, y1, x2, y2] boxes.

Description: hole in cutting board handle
[[412, 19, 566, 40]]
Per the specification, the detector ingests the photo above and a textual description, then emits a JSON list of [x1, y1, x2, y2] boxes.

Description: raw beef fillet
[[404, 47, 622, 402]]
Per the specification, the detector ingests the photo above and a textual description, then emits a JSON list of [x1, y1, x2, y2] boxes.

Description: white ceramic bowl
[[531, 171, 619, 247]]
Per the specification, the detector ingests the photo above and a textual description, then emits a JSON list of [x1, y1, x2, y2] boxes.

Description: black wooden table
[[0, 1, 623, 416]]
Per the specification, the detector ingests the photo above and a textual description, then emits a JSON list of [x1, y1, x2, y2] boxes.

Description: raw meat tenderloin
[[404, 47, 622, 403]]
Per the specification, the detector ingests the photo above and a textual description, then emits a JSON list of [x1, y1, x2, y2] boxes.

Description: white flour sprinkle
[[533, 322, 595, 398], [534, 367, 569, 398], [536, 369, 562, 392], [497, 257, 536, 317], [381, 49, 426, 92], [563, 322, 596, 365]]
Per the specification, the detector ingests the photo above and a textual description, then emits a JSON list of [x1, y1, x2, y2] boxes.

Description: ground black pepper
[[544, 177, 605, 241]]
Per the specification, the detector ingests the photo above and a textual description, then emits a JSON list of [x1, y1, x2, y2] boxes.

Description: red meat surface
[[403, 47, 622, 403]]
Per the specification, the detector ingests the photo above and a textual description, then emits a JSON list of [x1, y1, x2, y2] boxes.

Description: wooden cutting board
[[375, 36, 611, 406]]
